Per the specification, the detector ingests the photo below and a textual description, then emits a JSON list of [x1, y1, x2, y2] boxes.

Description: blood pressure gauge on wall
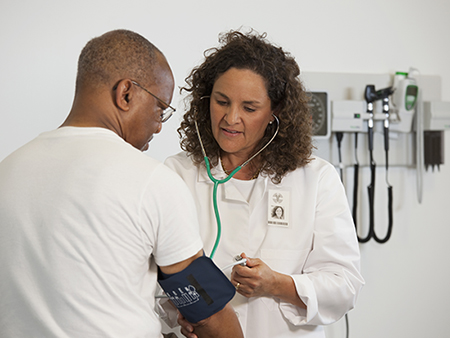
[[307, 91, 330, 139]]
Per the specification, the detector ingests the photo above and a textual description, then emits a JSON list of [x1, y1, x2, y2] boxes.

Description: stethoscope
[[154, 111, 277, 301], [194, 107, 280, 259]]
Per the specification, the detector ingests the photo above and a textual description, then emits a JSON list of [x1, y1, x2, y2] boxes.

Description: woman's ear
[[114, 79, 133, 112], [270, 113, 278, 124]]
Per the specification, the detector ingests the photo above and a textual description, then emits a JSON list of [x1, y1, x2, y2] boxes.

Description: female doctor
[[164, 30, 364, 338]]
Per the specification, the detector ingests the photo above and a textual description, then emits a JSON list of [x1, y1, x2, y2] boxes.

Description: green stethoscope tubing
[[204, 157, 242, 259], [194, 115, 280, 259]]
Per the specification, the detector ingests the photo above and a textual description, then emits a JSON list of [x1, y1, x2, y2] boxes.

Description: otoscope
[[357, 85, 378, 243], [356, 85, 394, 244], [375, 86, 394, 243]]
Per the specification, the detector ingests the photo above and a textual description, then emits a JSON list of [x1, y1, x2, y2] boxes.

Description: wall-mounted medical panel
[[423, 101, 450, 131], [303, 71, 443, 168]]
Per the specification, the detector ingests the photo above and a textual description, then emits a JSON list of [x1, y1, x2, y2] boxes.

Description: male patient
[[0, 29, 242, 338]]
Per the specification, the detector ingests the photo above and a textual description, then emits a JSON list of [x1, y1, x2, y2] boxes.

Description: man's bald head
[[75, 29, 165, 92]]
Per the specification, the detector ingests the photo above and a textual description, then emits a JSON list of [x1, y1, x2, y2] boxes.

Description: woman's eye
[[244, 106, 256, 113], [216, 100, 228, 106]]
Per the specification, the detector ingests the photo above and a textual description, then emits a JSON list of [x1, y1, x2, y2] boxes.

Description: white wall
[[1, 1, 449, 337]]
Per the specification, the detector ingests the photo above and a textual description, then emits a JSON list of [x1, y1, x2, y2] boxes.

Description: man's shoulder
[[165, 151, 190, 164]]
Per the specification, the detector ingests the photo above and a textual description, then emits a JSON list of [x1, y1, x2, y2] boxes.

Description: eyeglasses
[[131, 81, 176, 123]]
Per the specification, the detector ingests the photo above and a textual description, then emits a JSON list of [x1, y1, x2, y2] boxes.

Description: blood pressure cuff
[[157, 255, 235, 323]]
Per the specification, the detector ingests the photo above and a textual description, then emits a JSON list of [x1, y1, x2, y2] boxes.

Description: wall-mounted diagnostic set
[[306, 68, 450, 244]]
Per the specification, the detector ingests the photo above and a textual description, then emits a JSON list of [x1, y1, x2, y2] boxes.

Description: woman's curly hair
[[178, 30, 313, 184]]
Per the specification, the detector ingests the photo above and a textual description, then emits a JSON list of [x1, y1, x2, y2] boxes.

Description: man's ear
[[114, 79, 134, 112]]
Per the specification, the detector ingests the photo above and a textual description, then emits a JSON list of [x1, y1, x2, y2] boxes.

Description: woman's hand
[[177, 312, 198, 338], [177, 303, 244, 338], [231, 252, 279, 298], [231, 252, 306, 309]]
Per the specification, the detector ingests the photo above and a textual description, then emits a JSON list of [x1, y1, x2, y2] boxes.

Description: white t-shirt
[[165, 152, 364, 338], [0, 127, 203, 338]]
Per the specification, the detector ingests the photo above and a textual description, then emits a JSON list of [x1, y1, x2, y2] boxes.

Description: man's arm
[[159, 250, 203, 274], [159, 250, 243, 338], [183, 303, 242, 338]]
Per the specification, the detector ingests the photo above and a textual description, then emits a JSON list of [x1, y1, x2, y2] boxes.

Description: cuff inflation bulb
[[221, 255, 247, 271]]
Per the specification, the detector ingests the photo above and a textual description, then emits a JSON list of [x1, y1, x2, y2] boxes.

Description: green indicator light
[[354, 113, 361, 118]]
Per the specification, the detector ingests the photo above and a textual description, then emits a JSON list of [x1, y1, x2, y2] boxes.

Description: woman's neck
[[220, 152, 262, 180]]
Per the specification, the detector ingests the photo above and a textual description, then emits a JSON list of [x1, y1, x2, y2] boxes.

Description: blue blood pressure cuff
[[157, 255, 235, 323]]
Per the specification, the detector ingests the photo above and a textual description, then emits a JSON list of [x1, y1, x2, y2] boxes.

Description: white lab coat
[[164, 152, 364, 338]]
